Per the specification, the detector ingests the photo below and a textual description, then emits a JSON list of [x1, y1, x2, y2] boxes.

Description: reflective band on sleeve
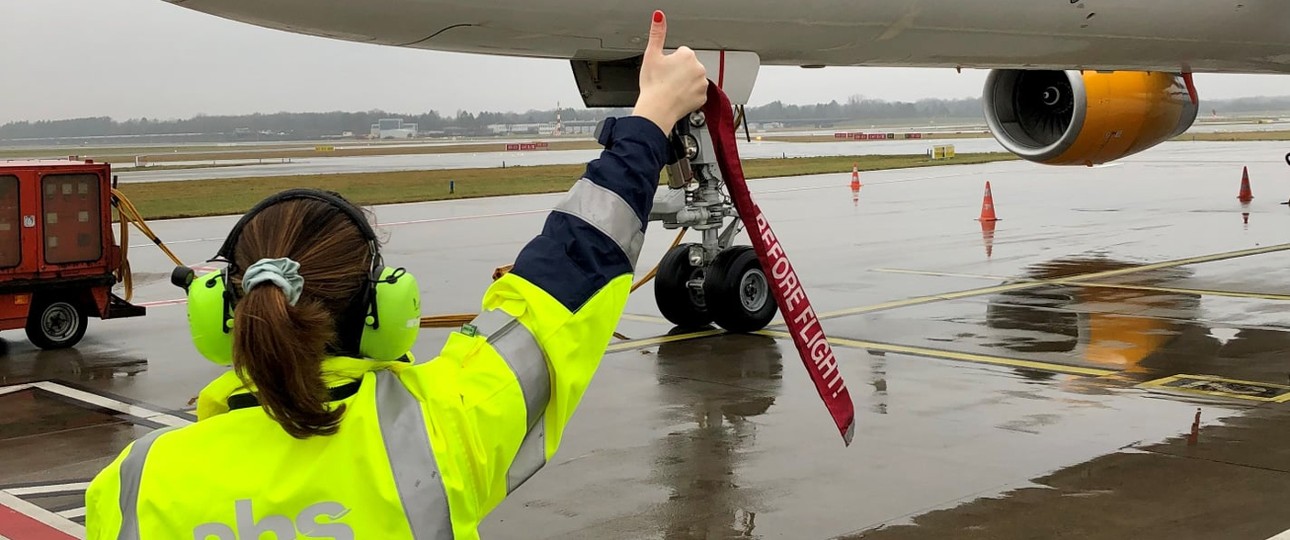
[[553, 178, 645, 268], [507, 415, 546, 493], [469, 309, 554, 493], [470, 310, 551, 431], [117, 427, 175, 540], [375, 371, 454, 540]]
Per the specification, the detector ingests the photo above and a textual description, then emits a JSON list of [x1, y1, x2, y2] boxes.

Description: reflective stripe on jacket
[[84, 116, 669, 539]]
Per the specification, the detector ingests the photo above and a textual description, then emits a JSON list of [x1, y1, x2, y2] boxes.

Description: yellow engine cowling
[[983, 70, 1198, 166]]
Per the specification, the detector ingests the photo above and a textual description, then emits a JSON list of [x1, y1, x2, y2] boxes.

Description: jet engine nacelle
[[983, 70, 1198, 166]]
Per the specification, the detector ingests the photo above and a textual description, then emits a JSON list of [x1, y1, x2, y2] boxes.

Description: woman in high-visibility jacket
[[84, 10, 707, 539]]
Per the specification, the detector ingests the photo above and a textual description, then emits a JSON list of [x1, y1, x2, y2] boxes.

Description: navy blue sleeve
[[511, 116, 670, 311], [582, 116, 670, 228]]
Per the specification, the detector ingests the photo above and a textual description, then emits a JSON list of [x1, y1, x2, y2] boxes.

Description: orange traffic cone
[[977, 182, 1000, 222], [850, 163, 862, 190], [1238, 167, 1253, 203]]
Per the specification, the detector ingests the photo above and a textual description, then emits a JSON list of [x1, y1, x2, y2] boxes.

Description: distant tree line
[[5, 94, 1290, 143], [0, 108, 630, 142], [754, 95, 984, 123]]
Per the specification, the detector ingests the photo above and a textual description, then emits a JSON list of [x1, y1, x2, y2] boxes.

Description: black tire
[[704, 246, 779, 333], [655, 243, 712, 329], [25, 296, 88, 350]]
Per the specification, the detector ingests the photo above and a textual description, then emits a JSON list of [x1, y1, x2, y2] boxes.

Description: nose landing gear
[[646, 111, 778, 333]]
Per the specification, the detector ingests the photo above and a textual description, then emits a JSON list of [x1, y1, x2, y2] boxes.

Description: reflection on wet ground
[[650, 333, 782, 539], [973, 255, 1290, 387], [0, 341, 147, 386], [984, 257, 1202, 372]]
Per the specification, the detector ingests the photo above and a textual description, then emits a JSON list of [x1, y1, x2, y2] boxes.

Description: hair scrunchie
[[242, 257, 305, 306]]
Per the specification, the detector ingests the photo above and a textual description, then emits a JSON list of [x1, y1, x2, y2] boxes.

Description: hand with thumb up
[[632, 11, 709, 134]]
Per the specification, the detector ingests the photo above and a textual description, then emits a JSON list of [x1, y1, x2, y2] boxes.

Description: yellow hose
[[111, 188, 184, 301], [631, 228, 687, 293], [423, 228, 688, 330]]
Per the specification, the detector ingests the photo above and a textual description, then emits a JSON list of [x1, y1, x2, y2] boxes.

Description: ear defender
[[359, 266, 421, 362], [174, 265, 417, 363], [181, 268, 237, 366], [179, 189, 421, 366], [176, 266, 421, 365]]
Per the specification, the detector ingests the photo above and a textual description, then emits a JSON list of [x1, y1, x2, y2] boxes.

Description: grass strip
[[117, 152, 1019, 220]]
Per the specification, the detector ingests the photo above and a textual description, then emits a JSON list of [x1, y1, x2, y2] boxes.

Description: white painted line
[[381, 208, 547, 227], [0, 384, 33, 397], [4, 483, 90, 497], [29, 382, 193, 428], [0, 490, 84, 539], [127, 237, 219, 249], [55, 508, 85, 520], [1267, 529, 1290, 540]]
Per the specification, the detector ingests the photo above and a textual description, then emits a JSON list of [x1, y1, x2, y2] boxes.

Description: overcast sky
[[4, 0, 1289, 124]]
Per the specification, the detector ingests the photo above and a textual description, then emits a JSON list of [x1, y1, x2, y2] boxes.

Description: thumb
[[645, 10, 667, 58]]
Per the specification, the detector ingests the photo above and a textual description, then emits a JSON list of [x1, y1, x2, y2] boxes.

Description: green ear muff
[[186, 270, 235, 366], [181, 266, 421, 365], [359, 266, 422, 361]]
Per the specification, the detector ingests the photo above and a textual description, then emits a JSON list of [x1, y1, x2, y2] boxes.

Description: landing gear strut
[[647, 111, 778, 332]]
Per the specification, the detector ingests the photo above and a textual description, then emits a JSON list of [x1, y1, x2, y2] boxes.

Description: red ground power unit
[[0, 160, 144, 349]]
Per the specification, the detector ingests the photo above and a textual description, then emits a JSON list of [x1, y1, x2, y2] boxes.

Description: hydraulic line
[[420, 228, 690, 329], [111, 189, 184, 301]]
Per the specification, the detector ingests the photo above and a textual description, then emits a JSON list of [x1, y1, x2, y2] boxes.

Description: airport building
[[486, 120, 599, 136], [370, 118, 418, 139]]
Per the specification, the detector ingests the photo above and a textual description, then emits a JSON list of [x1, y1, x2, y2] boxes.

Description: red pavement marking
[[0, 502, 78, 540], [138, 298, 187, 308]]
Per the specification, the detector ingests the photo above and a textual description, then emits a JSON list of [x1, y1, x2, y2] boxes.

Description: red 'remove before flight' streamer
[[699, 81, 856, 445]]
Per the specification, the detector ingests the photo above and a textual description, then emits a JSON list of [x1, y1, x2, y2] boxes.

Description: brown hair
[[229, 197, 373, 438]]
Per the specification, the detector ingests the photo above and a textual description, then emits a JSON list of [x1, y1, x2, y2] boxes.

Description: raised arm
[[400, 11, 708, 535]]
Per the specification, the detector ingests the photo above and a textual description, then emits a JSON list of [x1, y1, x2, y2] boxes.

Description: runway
[[4, 140, 1290, 538]]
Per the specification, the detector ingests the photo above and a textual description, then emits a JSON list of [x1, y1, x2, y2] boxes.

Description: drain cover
[[1139, 374, 1290, 402]]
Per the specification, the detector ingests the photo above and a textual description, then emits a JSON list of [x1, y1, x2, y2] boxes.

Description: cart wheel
[[26, 297, 88, 350]]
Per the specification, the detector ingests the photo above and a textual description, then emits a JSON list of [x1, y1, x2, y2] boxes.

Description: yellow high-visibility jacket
[[84, 116, 669, 539]]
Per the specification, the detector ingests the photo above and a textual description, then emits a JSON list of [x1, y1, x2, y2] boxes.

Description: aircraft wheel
[[26, 296, 88, 350], [655, 243, 712, 329], [704, 246, 778, 333]]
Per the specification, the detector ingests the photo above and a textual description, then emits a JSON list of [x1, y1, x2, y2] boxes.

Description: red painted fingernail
[[653, 11, 663, 23]]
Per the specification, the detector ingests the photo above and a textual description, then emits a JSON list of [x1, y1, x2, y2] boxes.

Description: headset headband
[[214, 188, 383, 357], [213, 188, 381, 270]]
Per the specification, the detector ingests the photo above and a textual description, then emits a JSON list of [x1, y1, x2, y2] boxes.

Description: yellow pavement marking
[[757, 330, 1116, 377], [607, 331, 1290, 407], [608, 327, 1115, 377], [803, 242, 1290, 322], [803, 282, 1056, 321], [872, 267, 1290, 302], [1137, 374, 1290, 403], [619, 313, 674, 325], [870, 268, 1007, 280], [606, 329, 726, 352]]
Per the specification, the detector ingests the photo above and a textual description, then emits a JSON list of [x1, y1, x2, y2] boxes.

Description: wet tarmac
[[5, 141, 1290, 538]]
